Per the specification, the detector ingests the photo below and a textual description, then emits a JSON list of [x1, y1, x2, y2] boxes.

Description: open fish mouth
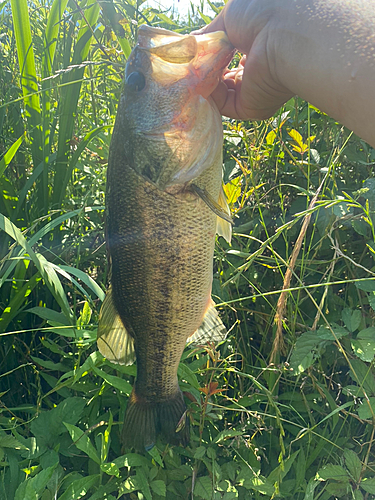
[[128, 25, 235, 95]]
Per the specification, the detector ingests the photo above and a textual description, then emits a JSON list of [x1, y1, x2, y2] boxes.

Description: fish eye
[[126, 71, 146, 91]]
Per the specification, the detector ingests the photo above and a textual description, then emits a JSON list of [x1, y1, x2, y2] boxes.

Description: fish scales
[[98, 26, 234, 451], [108, 149, 219, 398]]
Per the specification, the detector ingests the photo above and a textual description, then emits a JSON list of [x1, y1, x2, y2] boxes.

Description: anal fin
[[97, 286, 135, 365], [186, 300, 227, 346]]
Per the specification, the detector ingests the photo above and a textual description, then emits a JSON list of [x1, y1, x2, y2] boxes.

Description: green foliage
[[0, 0, 375, 499]]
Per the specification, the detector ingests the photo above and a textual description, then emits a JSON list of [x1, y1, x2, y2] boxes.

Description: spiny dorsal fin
[[186, 300, 227, 346], [97, 286, 135, 365]]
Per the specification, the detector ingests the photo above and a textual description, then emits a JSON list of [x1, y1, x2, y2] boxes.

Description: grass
[[0, 1, 374, 499]]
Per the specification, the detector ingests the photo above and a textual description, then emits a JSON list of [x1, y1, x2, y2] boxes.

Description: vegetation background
[[0, 0, 375, 499]]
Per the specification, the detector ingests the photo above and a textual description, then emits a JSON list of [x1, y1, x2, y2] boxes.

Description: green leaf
[[198, 10, 212, 25], [290, 332, 326, 374], [268, 450, 300, 484], [147, 446, 164, 467], [325, 482, 350, 496], [288, 129, 304, 148], [355, 279, 375, 292], [30, 356, 70, 372], [0, 213, 73, 320], [316, 464, 350, 481], [360, 477, 375, 494], [223, 177, 242, 205], [14, 465, 57, 500], [194, 476, 213, 500], [342, 309, 362, 332], [349, 358, 375, 395], [0, 134, 24, 178], [0, 273, 39, 333], [194, 446, 206, 459], [266, 130, 277, 145], [64, 423, 100, 464], [100, 463, 120, 477], [92, 367, 132, 395], [316, 323, 349, 340], [14, 481, 38, 500], [303, 478, 319, 500], [101, 411, 113, 464], [43, 0, 69, 77], [354, 489, 364, 500], [86, 481, 120, 500], [0, 434, 28, 450], [369, 292, 375, 312], [29, 465, 57, 495], [333, 201, 352, 218], [352, 219, 369, 237], [58, 475, 99, 500], [214, 429, 244, 443], [135, 469, 152, 500], [178, 363, 199, 390], [343, 449, 362, 483], [156, 12, 177, 25], [77, 301, 92, 328], [27, 307, 70, 326], [363, 178, 375, 202], [31, 397, 87, 446], [357, 327, 375, 339], [352, 328, 375, 363], [244, 475, 275, 495], [112, 453, 151, 469], [150, 480, 166, 497], [52, 0, 100, 207], [119, 476, 138, 495], [10, 0, 45, 212], [357, 397, 375, 420]]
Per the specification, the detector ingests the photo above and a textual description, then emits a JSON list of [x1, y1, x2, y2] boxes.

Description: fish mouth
[[134, 25, 235, 95]]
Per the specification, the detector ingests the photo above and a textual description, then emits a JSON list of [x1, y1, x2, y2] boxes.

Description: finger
[[238, 48, 294, 120]]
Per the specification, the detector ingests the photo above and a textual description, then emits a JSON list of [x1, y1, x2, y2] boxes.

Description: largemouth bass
[[97, 26, 234, 451]]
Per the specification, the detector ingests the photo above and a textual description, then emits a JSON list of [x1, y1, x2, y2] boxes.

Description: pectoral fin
[[97, 287, 135, 365], [191, 184, 232, 243], [216, 188, 232, 243], [191, 184, 232, 223], [186, 300, 227, 346]]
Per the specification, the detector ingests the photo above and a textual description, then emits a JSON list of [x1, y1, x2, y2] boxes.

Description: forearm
[[272, 0, 375, 147]]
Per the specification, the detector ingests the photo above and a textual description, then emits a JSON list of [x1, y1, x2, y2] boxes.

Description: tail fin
[[122, 389, 189, 451]]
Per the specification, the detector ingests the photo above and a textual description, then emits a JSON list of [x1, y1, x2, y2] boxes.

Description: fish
[[97, 25, 234, 451]]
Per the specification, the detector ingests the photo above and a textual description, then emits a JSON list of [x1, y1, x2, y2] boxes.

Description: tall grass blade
[[0, 134, 24, 178], [10, 0, 44, 215], [0, 273, 40, 333], [0, 214, 73, 322], [98, 0, 132, 58], [52, 0, 100, 208], [40, 0, 70, 214]]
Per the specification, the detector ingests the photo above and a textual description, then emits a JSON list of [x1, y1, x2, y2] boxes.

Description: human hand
[[198, 0, 375, 149], [197, 0, 295, 120]]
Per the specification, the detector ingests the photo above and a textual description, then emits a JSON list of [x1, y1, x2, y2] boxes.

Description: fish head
[[120, 26, 234, 188]]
